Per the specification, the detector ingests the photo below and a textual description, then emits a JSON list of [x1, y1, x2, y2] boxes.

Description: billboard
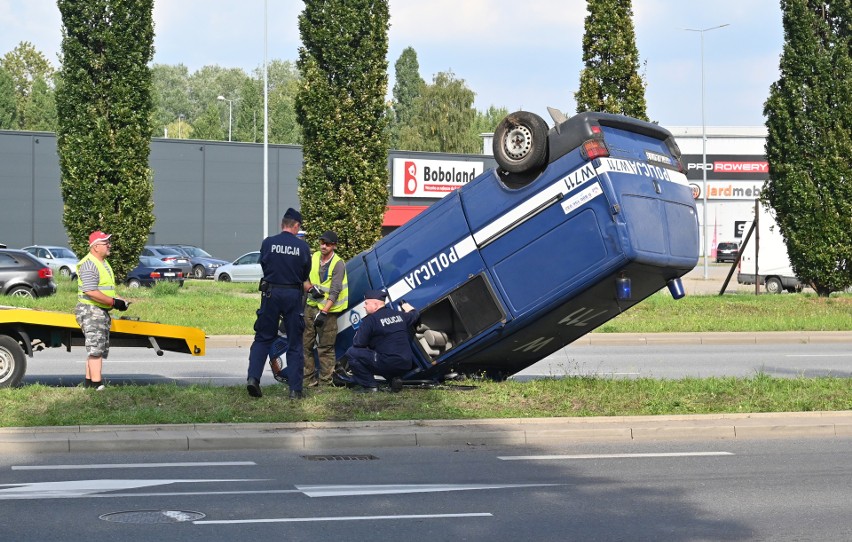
[[392, 158, 484, 199]]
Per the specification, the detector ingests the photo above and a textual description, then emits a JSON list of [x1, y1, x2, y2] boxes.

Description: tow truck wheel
[[493, 111, 548, 173], [765, 277, 783, 294], [0, 335, 26, 388]]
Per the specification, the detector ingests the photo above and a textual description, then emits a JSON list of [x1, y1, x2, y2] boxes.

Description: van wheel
[[0, 335, 26, 388], [765, 277, 783, 294], [493, 111, 548, 173]]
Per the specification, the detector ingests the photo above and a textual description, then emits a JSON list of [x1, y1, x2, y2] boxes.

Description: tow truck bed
[[0, 305, 205, 387]]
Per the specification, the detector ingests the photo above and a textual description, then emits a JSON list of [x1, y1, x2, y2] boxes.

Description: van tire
[[765, 277, 783, 294], [0, 335, 26, 388], [493, 111, 548, 173]]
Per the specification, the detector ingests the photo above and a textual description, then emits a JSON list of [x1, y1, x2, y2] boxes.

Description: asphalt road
[[1, 437, 851, 541], [20, 339, 852, 388]]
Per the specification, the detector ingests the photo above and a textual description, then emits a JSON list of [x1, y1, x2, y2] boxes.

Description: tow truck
[[0, 306, 205, 387], [334, 109, 700, 382]]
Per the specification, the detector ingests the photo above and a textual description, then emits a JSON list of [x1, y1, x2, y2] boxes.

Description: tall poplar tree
[[56, 0, 156, 278], [390, 47, 424, 147], [296, 0, 390, 258], [574, 0, 648, 120], [763, 0, 852, 296]]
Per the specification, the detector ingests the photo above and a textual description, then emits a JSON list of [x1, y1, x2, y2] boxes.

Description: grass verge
[[4, 277, 852, 335], [1, 375, 850, 427]]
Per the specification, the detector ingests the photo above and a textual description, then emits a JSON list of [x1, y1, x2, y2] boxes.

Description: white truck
[[737, 204, 803, 294]]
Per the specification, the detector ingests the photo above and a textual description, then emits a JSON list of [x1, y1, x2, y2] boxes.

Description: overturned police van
[[335, 109, 699, 381]]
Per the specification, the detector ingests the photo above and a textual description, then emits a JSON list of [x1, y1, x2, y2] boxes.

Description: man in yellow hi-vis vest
[[75, 231, 129, 390], [303, 230, 348, 386]]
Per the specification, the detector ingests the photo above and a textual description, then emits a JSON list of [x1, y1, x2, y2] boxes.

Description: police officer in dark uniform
[[247, 208, 311, 399], [344, 289, 420, 393]]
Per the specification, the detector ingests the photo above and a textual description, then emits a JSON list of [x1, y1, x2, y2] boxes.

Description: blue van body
[[334, 112, 699, 380]]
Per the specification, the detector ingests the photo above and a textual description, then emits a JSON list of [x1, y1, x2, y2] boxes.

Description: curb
[[2, 411, 851, 454], [205, 331, 852, 349]]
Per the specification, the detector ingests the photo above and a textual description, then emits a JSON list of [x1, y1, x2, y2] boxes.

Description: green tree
[[22, 75, 57, 131], [763, 0, 852, 296], [234, 76, 261, 143], [0, 66, 16, 129], [405, 71, 478, 154], [295, 0, 390, 258], [469, 105, 509, 153], [390, 46, 424, 147], [574, 0, 648, 120], [56, 0, 156, 279], [190, 103, 226, 141], [0, 41, 55, 129], [151, 63, 192, 133], [265, 60, 302, 144], [187, 65, 249, 137]]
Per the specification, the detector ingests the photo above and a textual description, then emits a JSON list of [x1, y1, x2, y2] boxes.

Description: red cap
[[88, 231, 112, 246]]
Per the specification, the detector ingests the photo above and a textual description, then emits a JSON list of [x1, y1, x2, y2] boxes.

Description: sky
[[0, 0, 784, 128]]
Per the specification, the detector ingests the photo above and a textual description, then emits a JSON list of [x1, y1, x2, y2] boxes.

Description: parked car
[[214, 251, 262, 282], [22, 245, 79, 278], [165, 244, 229, 279], [715, 242, 739, 263], [125, 256, 185, 288], [0, 249, 56, 298], [141, 245, 192, 277]]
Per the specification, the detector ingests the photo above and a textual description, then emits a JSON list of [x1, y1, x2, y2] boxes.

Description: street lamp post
[[685, 23, 729, 281], [217, 95, 233, 142]]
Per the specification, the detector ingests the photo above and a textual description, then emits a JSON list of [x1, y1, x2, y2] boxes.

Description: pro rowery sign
[[392, 158, 484, 199]]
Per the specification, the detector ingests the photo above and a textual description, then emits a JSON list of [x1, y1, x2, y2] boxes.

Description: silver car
[[22, 245, 79, 279], [214, 251, 262, 282]]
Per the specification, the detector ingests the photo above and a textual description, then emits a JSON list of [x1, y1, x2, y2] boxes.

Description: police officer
[[246, 208, 311, 399], [344, 290, 419, 393], [303, 230, 348, 387]]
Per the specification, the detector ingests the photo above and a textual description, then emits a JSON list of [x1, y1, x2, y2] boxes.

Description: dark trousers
[[345, 346, 411, 388], [248, 288, 305, 391]]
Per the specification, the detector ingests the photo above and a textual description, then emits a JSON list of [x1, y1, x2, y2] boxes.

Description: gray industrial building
[[0, 131, 496, 261]]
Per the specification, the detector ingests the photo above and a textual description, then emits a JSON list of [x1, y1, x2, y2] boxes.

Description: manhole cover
[[99, 510, 205, 524], [302, 454, 378, 461]]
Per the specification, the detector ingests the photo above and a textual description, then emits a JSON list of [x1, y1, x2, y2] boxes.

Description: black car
[[125, 256, 185, 288], [0, 249, 57, 298], [165, 244, 229, 279], [715, 242, 739, 263]]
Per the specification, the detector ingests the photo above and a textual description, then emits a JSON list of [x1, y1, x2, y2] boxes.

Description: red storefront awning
[[383, 205, 429, 227]]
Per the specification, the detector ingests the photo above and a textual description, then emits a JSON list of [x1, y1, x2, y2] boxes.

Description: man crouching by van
[[344, 289, 419, 393]]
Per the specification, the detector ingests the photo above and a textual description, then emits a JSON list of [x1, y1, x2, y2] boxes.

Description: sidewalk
[[2, 411, 851, 454]]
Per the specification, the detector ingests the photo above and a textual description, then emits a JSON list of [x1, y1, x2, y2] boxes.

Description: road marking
[[0, 479, 260, 499], [785, 354, 850, 358], [195, 512, 493, 525], [296, 483, 558, 497], [498, 452, 734, 460], [0, 481, 555, 501], [12, 461, 256, 471]]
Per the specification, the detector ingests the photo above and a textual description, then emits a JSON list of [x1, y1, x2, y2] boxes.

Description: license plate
[[164, 272, 175, 277]]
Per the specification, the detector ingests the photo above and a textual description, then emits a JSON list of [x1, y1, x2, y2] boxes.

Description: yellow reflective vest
[[76, 253, 116, 310], [306, 251, 348, 313]]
